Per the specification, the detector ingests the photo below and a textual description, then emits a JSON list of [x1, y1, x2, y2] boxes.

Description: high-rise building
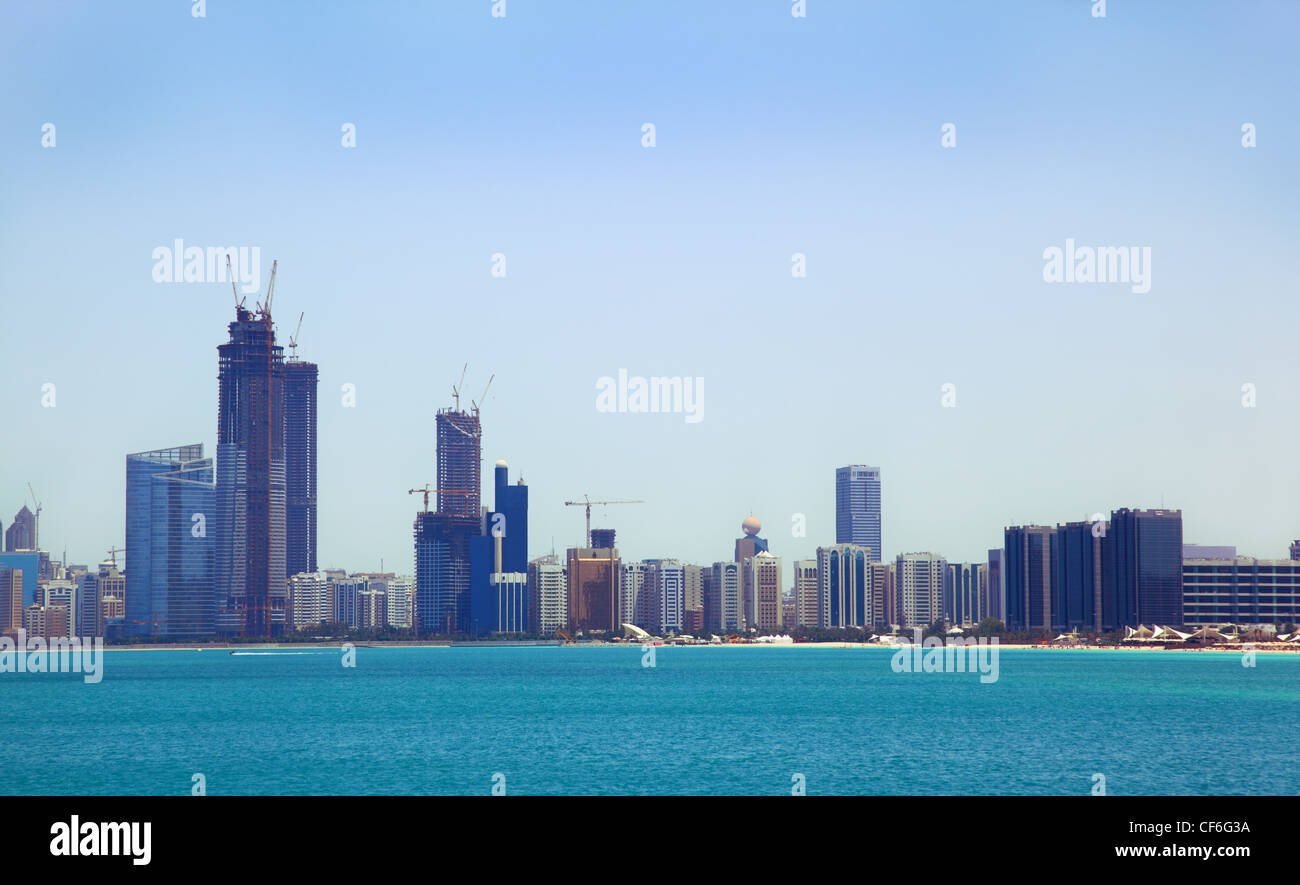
[[1182, 557, 1300, 627], [5, 506, 34, 552], [1291, 541, 1300, 562], [1106, 508, 1183, 627], [126, 445, 217, 638], [705, 561, 743, 633], [644, 559, 685, 634], [816, 544, 872, 628], [944, 562, 987, 628], [872, 561, 896, 628], [284, 357, 318, 579], [216, 306, 287, 637], [835, 465, 882, 562], [566, 544, 619, 633], [748, 551, 783, 632], [986, 549, 1003, 621], [1053, 521, 1103, 632], [42, 582, 76, 639], [0, 568, 24, 636], [1004, 526, 1055, 631], [621, 561, 648, 628], [0, 552, 39, 612], [97, 562, 125, 631], [414, 399, 485, 636], [469, 460, 529, 635], [528, 554, 567, 635], [590, 528, 616, 550], [792, 560, 819, 628], [895, 553, 946, 629], [735, 516, 769, 630], [288, 571, 331, 631], [682, 564, 704, 634]]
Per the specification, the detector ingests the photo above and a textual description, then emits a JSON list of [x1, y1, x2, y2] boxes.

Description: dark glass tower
[[1004, 525, 1055, 631], [1105, 508, 1183, 627], [216, 306, 286, 637], [284, 358, 318, 578], [835, 465, 882, 562]]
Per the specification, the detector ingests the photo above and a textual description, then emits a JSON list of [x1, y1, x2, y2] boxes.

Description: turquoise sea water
[[2, 646, 1297, 795]]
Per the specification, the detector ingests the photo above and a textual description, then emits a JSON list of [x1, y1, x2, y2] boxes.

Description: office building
[[1004, 525, 1055, 631], [0, 552, 39, 612], [621, 561, 648, 628], [896, 552, 946, 628], [1054, 521, 1103, 632], [944, 562, 987, 628], [1107, 508, 1183, 627], [5, 506, 34, 552], [816, 544, 872, 628], [835, 465, 882, 562], [567, 543, 620, 634], [682, 564, 704, 634], [986, 549, 1003, 621], [1182, 557, 1300, 627], [126, 445, 217, 638], [643, 559, 685, 634], [1, 568, 24, 636]]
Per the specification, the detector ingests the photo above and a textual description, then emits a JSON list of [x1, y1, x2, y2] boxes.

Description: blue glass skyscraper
[[126, 445, 216, 637], [835, 465, 882, 562]]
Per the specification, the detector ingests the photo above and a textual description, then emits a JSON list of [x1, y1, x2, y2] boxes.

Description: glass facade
[[835, 465, 881, 562]]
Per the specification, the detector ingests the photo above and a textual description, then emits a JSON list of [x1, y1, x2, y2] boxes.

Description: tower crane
[[408, 485, 479, 514], [563, 495, 645, 548], [288, 312, 304, 361], [26, 482, 42, 550]]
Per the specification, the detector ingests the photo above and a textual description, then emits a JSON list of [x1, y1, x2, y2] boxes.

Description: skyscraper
[[284, 356, 318, 578], [986, 548, 1003, 621], [748, 551, 783, 632], [817, 543, 871, 628], [792, 559, 819, 628], [567, 543, 619, 633], [528, 554, 568, 635], [735, 516, 768, 630], [414, 399, 485, 636], [126, 445, 217, 637], [1106, 508, 1183, 627], [216, 305, 286, 637], [944, 562, 987, 628], [705, 561, 743, 633], [5, 505, 34, 552], [895, 552, 946, 629], [835, 465, 882, 562], [1054, 521, 1103, 632], [1004, 526, 1055, 631], [469, 460, 529, 635]]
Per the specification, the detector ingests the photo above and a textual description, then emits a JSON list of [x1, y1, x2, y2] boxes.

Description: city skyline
[[3, 1, 1299, 574]]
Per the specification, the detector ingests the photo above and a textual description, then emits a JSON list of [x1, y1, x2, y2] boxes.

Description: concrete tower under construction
[[216, 304, 287, 637]]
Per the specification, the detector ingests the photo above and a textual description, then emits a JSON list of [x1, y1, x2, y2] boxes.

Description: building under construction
[[216, 303, 287, 637], [413, 374, 492, 636], [284, 350, 318, 578]]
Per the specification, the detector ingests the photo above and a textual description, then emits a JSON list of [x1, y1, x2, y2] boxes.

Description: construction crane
[[259, 259, 278, 320], [226, 254, 245, 310], [105, 546, 124, 568], [26, 482, 42, 550], [451, 363, 468, 411], [408, 485, 478, 514], [288, 311, 304, 361], [564, 495, 645, 547], [471, 375, 494, 417]]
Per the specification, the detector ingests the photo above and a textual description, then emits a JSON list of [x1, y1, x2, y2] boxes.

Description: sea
[[3, 646, 1297, 795]]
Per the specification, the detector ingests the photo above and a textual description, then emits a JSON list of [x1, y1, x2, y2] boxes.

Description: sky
[[1, 0, 1298, 576]]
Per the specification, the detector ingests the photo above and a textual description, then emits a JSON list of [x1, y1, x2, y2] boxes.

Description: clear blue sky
[[2, 1, 1297, 574]]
